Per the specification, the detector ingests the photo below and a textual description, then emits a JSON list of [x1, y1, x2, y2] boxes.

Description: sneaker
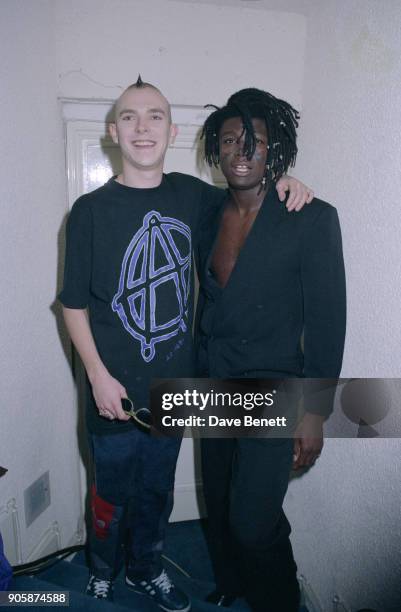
[[86, 574, 114, 601], [126, 569, 191, 612]]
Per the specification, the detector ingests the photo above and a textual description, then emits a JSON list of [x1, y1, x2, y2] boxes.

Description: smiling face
[[109, 86, 177, 175], [219, 116, 268, 191]]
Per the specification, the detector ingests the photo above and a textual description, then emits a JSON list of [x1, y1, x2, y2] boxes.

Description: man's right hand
[[90, 369, 130, 421], [62, 307, 131, 423]]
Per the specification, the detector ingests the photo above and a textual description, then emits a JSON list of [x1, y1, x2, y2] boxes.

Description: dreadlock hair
[[201, 87, 300, 186]]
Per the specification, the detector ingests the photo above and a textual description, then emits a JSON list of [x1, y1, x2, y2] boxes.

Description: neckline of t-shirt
[[107, 175, 167, 193]]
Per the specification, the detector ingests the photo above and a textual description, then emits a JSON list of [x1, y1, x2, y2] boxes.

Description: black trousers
[[201, 437, 300, 612]]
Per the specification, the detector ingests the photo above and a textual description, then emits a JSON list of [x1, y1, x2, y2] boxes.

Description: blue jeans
[[88, 427, 181, 580]]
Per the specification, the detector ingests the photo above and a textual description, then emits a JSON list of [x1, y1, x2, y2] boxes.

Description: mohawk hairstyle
[[119, 77, 172, 122], [127, 74, 155, 89], [201, 87, 300, 184]]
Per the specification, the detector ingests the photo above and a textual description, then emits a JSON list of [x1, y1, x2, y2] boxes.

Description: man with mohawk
[[59, 77, 313, 610]]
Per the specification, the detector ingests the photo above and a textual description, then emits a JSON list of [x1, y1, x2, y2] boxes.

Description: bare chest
[[211, 207, 259, 288]]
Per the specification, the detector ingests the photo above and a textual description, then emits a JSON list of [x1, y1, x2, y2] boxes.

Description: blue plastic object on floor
[[0, 532, 12, 591]]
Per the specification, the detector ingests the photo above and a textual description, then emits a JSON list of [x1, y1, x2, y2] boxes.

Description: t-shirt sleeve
[[301, 205, 346, 415], [58, 197, 92, 309]]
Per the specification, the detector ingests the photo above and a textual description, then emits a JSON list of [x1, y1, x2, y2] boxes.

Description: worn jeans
[[88, 427, 181, 580]]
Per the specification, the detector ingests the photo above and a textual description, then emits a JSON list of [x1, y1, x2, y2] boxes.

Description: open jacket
[[195, 185, 346, 415]]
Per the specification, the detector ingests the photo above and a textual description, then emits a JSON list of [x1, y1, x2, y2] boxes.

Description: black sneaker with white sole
[[86, 574, 114, 601], [126, 569, 191, 612]]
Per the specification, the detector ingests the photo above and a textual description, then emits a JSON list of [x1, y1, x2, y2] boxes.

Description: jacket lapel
[[218, 185, 287, 300]]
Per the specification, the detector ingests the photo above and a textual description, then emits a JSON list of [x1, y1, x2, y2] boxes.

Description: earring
[[261, 162, 271, 187]]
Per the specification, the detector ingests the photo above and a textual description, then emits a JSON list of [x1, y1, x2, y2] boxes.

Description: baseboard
[[26, 522, 61, 562], [170, 481, 206, 522], [0, 498, 22, 565], [299, 574, 324, 612]]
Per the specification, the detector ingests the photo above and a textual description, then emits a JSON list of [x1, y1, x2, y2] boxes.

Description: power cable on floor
[[12, 546, 191, 580]]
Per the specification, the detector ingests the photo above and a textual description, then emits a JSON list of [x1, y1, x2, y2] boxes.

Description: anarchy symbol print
[[112, 210, 192, 363]]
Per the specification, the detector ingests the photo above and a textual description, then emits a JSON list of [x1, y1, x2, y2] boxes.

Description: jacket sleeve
[[301, 205, 346, 415]]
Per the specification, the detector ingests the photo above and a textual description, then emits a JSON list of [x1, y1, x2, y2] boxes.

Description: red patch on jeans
[[91, 485, 115, 540]]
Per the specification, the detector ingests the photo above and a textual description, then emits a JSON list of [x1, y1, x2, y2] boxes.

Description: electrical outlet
[[24, 472, 51, 527]]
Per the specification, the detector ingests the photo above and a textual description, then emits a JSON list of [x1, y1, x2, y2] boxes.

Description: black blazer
[[196, 185, 346, 413]]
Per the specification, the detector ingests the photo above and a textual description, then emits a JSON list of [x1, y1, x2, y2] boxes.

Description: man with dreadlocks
[[59, 77, 313, 611], [196, 88, 346, 611]]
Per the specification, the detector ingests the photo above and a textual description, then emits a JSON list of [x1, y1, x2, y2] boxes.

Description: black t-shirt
[[59, 173, 223, 434]]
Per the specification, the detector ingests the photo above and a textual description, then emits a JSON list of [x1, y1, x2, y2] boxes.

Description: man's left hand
[[292, 413, 324, 469], [276, 175, 314, 212]]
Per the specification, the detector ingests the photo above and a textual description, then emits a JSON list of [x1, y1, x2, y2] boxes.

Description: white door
[[63, 99, 224, 522]]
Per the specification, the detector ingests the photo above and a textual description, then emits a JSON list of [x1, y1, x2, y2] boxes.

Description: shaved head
[[109, 80, 178, 180], [114, 81, 172, 123]]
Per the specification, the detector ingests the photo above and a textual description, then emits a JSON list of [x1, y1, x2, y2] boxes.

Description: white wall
[[0, 0, 306, 561], [295, 0, 401, 378], [54, 0, 306, 108], [287, 438, 401, 612], [0, 1, 82, 558], [1, 2, 399, 611], [285, 2, 401, 611]]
